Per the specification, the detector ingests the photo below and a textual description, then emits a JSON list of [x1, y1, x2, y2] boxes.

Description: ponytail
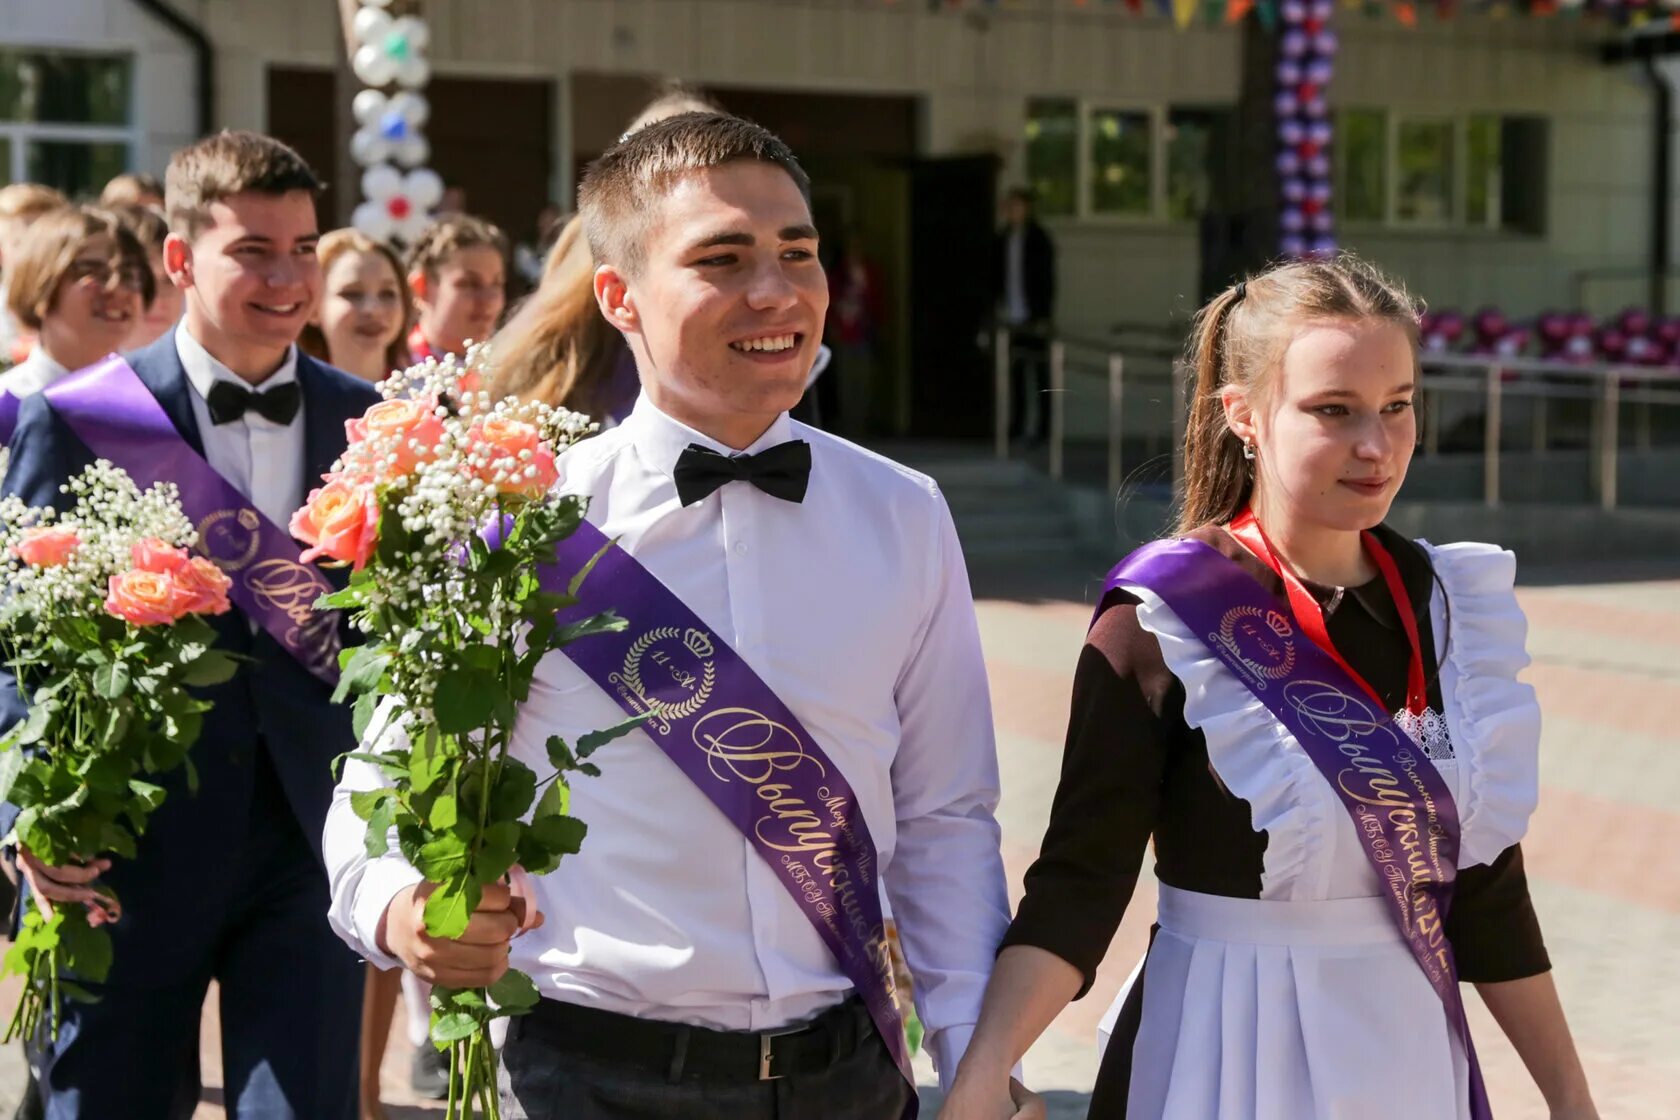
[[1176, 285, 1252, 534]]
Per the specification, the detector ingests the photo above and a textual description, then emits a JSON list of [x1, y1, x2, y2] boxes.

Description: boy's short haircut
[[404, 214, 509, 281], [5, 206, 155, 329], [100, 172, 166, 208], [577, 111, 811, 279], [165, 130, 324, 241], [0, 183, 69, 224], [108, 202, 170, 255]]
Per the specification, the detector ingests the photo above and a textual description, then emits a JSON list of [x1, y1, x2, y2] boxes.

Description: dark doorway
[[909, 155, 998, 439], [265, 67, 553, 257]]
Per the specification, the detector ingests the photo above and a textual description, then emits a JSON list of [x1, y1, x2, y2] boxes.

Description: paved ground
[[1, 550, 1674, 1119]]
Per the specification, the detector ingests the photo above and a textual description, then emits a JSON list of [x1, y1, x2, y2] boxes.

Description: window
[[1024, 99, 1078, 218], [1396, 119, 1454, 224], [1166, 108, 1232, 223], [1334, 109, 1386, 223], [1335, 108, 1547, 234], [0, 50, 134, 198], [1088, 108, 1152, 217], [1023, 100, 1234, 223]]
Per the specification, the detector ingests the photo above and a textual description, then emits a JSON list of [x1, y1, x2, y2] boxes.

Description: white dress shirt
[[1004, 226, 1030, 326], [0, 345, 71, 400], [325, 394, 1011, 1086], [175, 327, 305, 530]]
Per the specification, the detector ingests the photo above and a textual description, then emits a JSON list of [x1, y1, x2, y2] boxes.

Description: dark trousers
[[1008, 333, 1049, 440], [498, 1000, 914, 1120], [27, 756, 363, 1120]]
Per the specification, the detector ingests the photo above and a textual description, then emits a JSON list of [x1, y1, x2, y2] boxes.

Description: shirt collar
[[619, 392, 796, 481], [175, 325, 298, 407]]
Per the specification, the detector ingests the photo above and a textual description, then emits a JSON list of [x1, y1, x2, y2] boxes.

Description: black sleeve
[[1445, 843, 1551, 983], [999, 600, 1168, 999]]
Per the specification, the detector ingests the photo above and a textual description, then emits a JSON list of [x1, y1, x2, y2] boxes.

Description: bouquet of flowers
[[294, 347, 642, 1119], [0, 461, 238, 1043]]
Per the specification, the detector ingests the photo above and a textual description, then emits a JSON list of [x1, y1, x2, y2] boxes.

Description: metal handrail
[[991, 328, 1680, 512]]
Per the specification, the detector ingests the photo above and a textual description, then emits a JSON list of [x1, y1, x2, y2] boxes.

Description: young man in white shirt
[[324, 113, 1041, 1119]]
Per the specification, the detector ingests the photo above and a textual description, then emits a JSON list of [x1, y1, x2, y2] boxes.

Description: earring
[[1242, 441, 1256, 461]]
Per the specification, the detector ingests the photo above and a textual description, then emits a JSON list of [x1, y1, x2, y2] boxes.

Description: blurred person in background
[[110, 202, 185, 352], [992, 186, 1056, 443], [0, 184, 70, 369], [514, 201, 565, 289], [491, 84, 719, 424], [404, 214, 507, 362], [100, 171, 166, 211], [0, 205, 153, 403], [300, 229, 412, 386]]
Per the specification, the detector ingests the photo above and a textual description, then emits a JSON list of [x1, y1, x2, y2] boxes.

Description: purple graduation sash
[[547, 518, 915, 1111], [1107, 538, 1492, 1120], [41, 356, 340, 685], [0, 390, 18, 446]]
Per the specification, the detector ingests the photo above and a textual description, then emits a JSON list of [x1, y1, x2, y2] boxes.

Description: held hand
[[379, 881, 544, 989], [1549, 1106, 1600, 1120], [16, 847, 119, 925], [938, 1075, 1046, 1120]]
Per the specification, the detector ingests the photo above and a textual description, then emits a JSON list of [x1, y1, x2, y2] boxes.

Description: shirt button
[[732, 540, 747, 556]]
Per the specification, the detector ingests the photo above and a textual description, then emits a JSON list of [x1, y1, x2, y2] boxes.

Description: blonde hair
[[1177, 254, 1422, 535], [489, 216, 625, 416], [0, 183, 68, 224], [298, 228, 414, 377], [4, 206, 155, 330], [165, 130, 322, 241], [623, 82, 724, 135], [100, 172, 165, 208]]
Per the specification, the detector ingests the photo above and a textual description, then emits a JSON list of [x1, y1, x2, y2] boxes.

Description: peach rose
[[104, 570, 191, 627], [131, 537, 192, 576], [175, 556, 233, 616], [469, 418, 559, 497], [346, 398, 445, 477], [290, 478, 381, 570], [12, 526, 81, 567]]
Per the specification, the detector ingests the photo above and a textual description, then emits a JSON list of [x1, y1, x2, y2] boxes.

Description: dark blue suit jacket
[[0, 330, 380, 984]]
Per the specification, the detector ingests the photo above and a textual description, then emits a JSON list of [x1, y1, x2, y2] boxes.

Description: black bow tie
[[673, 441, 811, 507], [206, 379, 301, 426]]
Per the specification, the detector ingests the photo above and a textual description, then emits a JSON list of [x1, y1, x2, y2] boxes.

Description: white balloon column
[[347, 0, 441, 246]]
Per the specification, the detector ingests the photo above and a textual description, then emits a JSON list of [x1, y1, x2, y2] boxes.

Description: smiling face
[[316, 248, 404, 376], [595, 161, 827, 448], [1224, 317, 1418, 536], [165, 189, 320, 382], [37, 233, 145, 371]]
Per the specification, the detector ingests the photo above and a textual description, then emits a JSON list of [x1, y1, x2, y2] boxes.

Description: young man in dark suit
[[993, 187, 1056, 443], [0, 131, 380, 1120]]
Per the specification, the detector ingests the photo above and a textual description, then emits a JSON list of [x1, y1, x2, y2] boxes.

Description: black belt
[[516, 996, 875, 1084]]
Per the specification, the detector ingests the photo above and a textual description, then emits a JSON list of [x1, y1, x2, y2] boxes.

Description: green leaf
[[430, 1010, 480, 1044], [576, 713, 650, 759], [407, 726, 448, 794], [180, 649, 240, 688], [315, 586, 359, 611], [14, 704, 53, 746], [127, 780, 166, 813], [544, 735, 576, 772], [533, 778, 569, 821], [337, 751, 408, 780], [473, 821, 520, 883], [432, 669, 498, 735], [92, 662, 130, 700], [554, 612, 630, 648], [421, 874, 480, 940], [487, 967, 541, 1013], [0, 747, 24, 804], [415, 832, 470, 883], [333, 646, 391, 704], [59, 913, 113, 983], [364, 799, 397, 860], [351, 691, 379, 743], [530, 814, 587, 857], [350, 789, 390, 822], [490, 759, 537, 821], [428, 793, 458, 831], [565, 535, 618, 599]]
